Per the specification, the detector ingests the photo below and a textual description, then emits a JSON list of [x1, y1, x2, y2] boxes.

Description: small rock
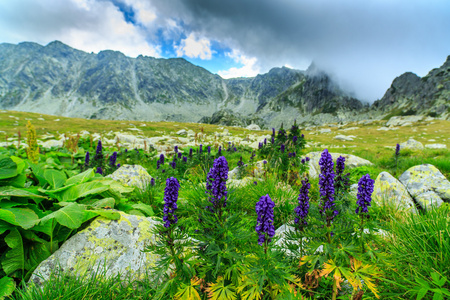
[[176, 129, 187, 136], [333, 135, 355, 141], [425, 144, 447, 149], [400, 138, 424, 150], [246, 124, 261, 131], [319, 129, 331, 133], [107, 165, 152, 191]]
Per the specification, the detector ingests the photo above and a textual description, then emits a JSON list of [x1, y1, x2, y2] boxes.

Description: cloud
[[149, 0, 450, 101], [175, 33, 214, 59], [218, 50, 260, 78], [0, 0, 161, 57]]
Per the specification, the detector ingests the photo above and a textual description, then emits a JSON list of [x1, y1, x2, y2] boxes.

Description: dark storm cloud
[[150, 0, 450, 101]]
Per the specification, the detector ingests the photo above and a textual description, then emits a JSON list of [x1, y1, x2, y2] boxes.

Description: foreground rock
[[29, 212, 161, 288], [107, 165, 152, 191], [306, 152, 372, 179], [399, 164, 450, 210], [399, 138, 424, 150], [373, 172, 417, 213]]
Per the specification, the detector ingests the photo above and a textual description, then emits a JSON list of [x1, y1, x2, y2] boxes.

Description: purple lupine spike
[[255, 194, 275, 246], [301, 134, 304, 138], [156, 160, 161, 170], [85, 151, 90, 167], [336, 156, 345, 176], [163, 177, 180, 228], [335, 156, 350, 194], [94, 140, 103, 161], [319, 149, 336, 219], [264, 138, 267, 145], [199, 144, 203, 154], [150, 178, 155, 186], [218, 146, 222, 156], [306, 156, 310, 162], [237, 157, 244, 167], [109, 151, 117, 167], [356, 174, 375, 215], [301, 159, 305, 164], [293, 136, 298, 143], [271, 136, 275, 144], [160, 153, 165, 165], [206, 156, 229, 210], [272, 128, 275, 136], [207, 146, 211, 154], [295, 177, 311, 227], [125, 148, 128, 153], [189, 148, 193, 157], [259, 142, 262, 149], [178, 152, 182, 159], [174, 146, 178, 153], [280, 144, 285, 153], [183, 156, 187, 163], [395, 143, 400, 156], [96, 167, 103, 175], [233, 147, 237, 152], [117, 163, 120, 168]]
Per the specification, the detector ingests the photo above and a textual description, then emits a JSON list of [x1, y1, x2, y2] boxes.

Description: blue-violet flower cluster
[[163, 177, 180, 228], [356, 174, 375, 216], [255, 194, 275, 246]]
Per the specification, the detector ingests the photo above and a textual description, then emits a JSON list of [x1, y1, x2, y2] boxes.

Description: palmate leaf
[[40, 202, 86, 229], [2, 228, 24, 275], [206, 276, 237, 300], [174, 277, 202, 300], [0, 276, 15, 299]]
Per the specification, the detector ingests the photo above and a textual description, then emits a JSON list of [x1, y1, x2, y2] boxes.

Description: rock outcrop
[[107, 165, 152, 191], [373, 172, 417, 213]]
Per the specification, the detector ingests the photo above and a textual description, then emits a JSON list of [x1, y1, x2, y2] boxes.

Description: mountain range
[[0, 41, 449, 128]]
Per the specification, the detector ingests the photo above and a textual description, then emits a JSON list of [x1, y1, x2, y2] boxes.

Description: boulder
[[319, 129, 331, 133], [305, 151, 372, 179], [386, 115, 423, 127], [107, 165, 152, 191], [399, 164, 450, 209], [333, 135, 355, 141], [373, 172, 417, 213], [425, 144, 447, 149], [40, 139, 63, 149], [29, 212, 161, 288], [176, 129, 187, 136], [246, 124, 261, 131], [400, 138, 424, 150]]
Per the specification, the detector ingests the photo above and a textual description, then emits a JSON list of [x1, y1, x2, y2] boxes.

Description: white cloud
[[218, 50, 261, 78], [175, 33, 214, 60], [0, 0, 161, 58]]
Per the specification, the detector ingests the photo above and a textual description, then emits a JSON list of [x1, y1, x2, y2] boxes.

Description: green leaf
[[54, 181, 109, 202], [436, 276, 447, 287], [44, 169, 67, 189], [0, 156, 17, 180], [88, 198, 116, 209], [40, 203, 86, 229], [0, 186, 47, 199], [432, 292, 443, 300], [127, 209, 145, 216], [0, 173, 27, 188], [65, 168, 95, 186], [10, 156, 26, 173], [417, 287, 429, 300], [83, 210, 120, 222], [0, 276, 15, 298], [0, 220, 15, 235], [2, 228, 24, 275], [131, 203, 154, 217], [28, 163, 48, 186], [0, 209, 19, 226], [415, 277, 430, 288], [3, 207, 39, 229]]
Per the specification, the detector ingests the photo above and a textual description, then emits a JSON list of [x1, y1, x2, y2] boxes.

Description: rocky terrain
[[0, 41, 449, 128]]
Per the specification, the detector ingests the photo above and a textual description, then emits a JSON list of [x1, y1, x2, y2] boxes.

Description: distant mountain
[[4, 41, 447, 128], [372, 56, 450, 118]]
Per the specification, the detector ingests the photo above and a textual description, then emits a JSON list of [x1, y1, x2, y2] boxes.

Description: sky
[[0, 0, 449, 102]]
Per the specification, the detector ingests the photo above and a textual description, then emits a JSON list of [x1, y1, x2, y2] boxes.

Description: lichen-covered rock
[[373, 172, 417, 213], [414, 191, 444, 210], [399, 164, 450, 209], [246, 124, 261, 130], [386, 115, 423, 127], [29, 212, 161, 288], [425, 143, 447, 149], [400, 138, 424, 150], [107, 165, 152, 190], [305, 152, 372, 179]]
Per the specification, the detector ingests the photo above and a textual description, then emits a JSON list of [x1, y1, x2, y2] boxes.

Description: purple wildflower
[[163, 177, 180, 228], [183, 156, 187, 163], [263, 160, 267, 164], [272, 128, 275, 137], [189, 148, 193, 157], [306, 156, 310, 162], [255, 194, 275, 246], [94, 140, 103, 161], [264, 138, 267, 145], [259, 142, 263, 149], [156, 160, 161, 169], [280, 144, 285, 153], [96, 167, 103, 175], [356, 174, 375, 216], [150, 178, 155, 186], [206, 156, 229, 210], [109, 151, 117, 167], [318, 149, 336, 220], [159, 153, 165, 165], [207, 146, 211, 154], [395, 144, 400, 156], [301, 134, 304, 138], [233, 147, 237, 152], [85, 151, 90, 167], [271, 136, 275, 144], [293, 136, 298, 143], [125, 149, 128, 153], [335, 156, 350, 195], [218, 146, 222, 156], [117, 163, 120, 168], [178, 152, 182, 159], [294, 177, 311, 228], [301, 159, 305, 164], [199, 144, 203, 154], [174, 146, 178, 153]]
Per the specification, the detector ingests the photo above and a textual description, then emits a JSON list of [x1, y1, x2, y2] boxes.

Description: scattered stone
[[377, 126, 398, 131], [333, 135, 355, 141], [319, 129, 331, 133], [425, 144, 447, 149], [400, 138, 424, 150], [373, 172, 417, 213], [386, 115, 423, 127], [29, 212, 162, 289], [127, 128, 142, 132], [399, 164, 450, 209], [305, 152, 372, 179], [340, 127, 359, 131], [176, 129, 187, 136], [246, 124, 261, 131], [107, 165, 152, 191], [37, 118, 45, 121], [39, 139, 63, 148]]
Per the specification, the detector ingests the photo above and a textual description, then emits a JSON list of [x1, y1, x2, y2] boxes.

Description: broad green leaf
[[89, 198, 115, 209], [0, 173, 27, 188], [0, 220, 15, 235], [3, 207, 39, 229], [44, 169, 67, 189], [0, 209, 19, 226], [132, 203, 154, 216], [54, 181, 109, 202], [0, 186, 47, 199], [65, 168, 95, 186], [10, 156, 26, 173], [40, 203, 86, 229], [28, 163, 48, 186], [24, 240, 52, 271], [0, 276, 15, 298], [0, 156, 17, 180], [31, 218, 56, 237], [127, 209, 145, 216], [2, 228, 24, 275], [432, 292, 443, 300], [100, 178, 135, 194], [83, 210, 120, 222], [417, 287, 428, 300], [416, 277, 430, 288]]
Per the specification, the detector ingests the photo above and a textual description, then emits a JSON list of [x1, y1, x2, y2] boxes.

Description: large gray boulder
[[29, 212, 161, 288], [399, 164, 450, 210], [399, 138, 424, 150], [305, 151, 372, 179], [107, 165, 152, 191], [373, 172, 417, 213]]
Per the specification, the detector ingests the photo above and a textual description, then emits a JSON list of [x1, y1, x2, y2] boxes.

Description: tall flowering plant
[[319, 149, 337, 234], [205, 156, 229, 216], [255, 194, 276, 251]]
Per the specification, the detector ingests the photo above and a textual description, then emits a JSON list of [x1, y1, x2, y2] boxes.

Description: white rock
[[319, 129, 331, 133], [333, 135, 355, 141], [246, 124, 261, 131], [400, 138, 424, 150], [176, 129, 187, 135], [107, 165, 152, 191], [425, 144, 447, 149]]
